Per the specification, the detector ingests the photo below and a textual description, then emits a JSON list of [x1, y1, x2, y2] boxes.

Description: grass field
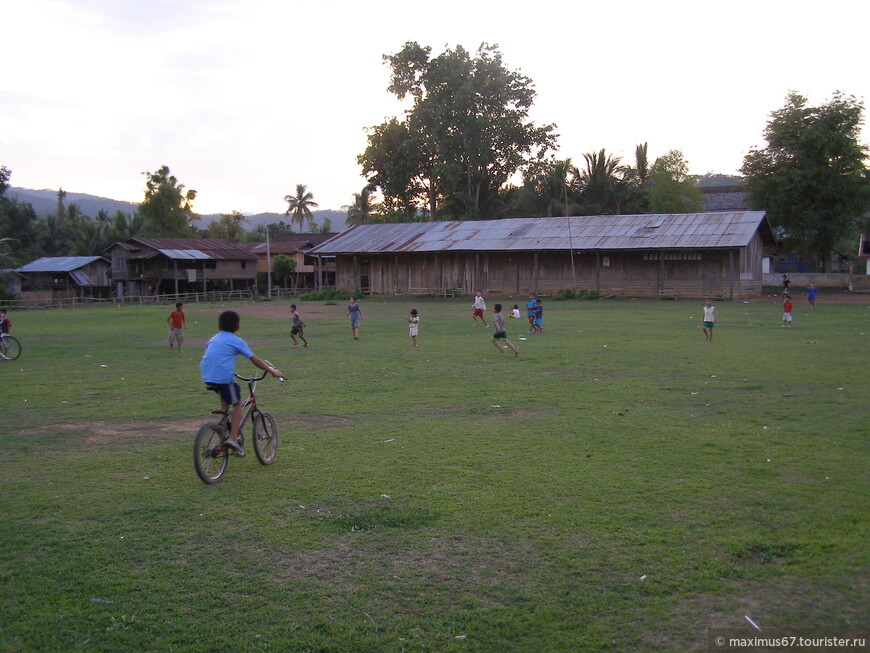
[[2, 295, 868, 652]]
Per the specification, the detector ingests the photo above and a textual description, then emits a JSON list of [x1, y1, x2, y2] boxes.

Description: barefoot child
[[289, 304, 308, 347], [167, 302, 186, 353], [491, 304, 518, 357], [702, 298, 716, 341], [406, 308, 419, 346], [472, 290, 488, 328], [782, 295, 793, 327]]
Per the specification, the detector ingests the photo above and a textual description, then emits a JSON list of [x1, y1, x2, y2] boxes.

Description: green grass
[[2, 297, 868, 651]]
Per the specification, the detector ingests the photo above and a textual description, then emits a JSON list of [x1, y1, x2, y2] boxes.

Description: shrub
[[299, 289, 360, 302], [553, 289, 575, 301], [578, 289, 599, 300]]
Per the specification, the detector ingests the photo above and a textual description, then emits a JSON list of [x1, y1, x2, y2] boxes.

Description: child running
[[407, 308, 419, 346], [491, 304, 519, 357], [200, 310, 284, 457], [289, 304, 309, 347], [347, 296, 363, 339], [472, 290, 488, 328]]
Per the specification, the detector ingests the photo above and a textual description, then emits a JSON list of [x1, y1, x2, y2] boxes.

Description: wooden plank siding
[[334, 245, 761, 299]]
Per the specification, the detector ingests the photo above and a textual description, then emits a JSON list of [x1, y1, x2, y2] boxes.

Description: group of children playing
[[157, 283, 823, 454], [701, 282, 817, 341]]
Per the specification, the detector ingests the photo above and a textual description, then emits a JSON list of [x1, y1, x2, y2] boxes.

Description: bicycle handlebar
[[234, 360, 284, 384]]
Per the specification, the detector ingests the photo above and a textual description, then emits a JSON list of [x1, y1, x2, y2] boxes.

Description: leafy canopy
[[741, 91, 870, 259], [138, 165, 198, 238], [360, 42, 556, 220]]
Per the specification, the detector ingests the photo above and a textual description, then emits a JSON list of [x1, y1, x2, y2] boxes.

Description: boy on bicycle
[[200, 310, 283, 457], [0, 308, 11, 335]]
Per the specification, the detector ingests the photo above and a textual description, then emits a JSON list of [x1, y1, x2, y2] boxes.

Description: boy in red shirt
[[167, 302, 187, 352], [782, 295, 793, 327]]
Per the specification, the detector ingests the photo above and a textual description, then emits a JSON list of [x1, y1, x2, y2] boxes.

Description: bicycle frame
[[213, 370, 266, 440]]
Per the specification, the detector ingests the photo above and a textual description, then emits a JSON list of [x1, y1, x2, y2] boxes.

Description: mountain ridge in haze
[[5, 187, 348, 232]]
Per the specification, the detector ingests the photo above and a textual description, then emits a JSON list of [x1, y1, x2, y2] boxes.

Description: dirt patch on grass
[[24, 414, 348, 445], [24, 419, 206, 445]]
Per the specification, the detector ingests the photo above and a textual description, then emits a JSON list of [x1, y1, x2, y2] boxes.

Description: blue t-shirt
[[807, 287, 817, 301], [525, 299, 536, 316], [534, 305, 543, 319], [200, 331, 254, 384]]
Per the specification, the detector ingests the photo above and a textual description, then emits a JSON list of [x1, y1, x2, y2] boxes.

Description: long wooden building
[[309, 212, 776, 299]]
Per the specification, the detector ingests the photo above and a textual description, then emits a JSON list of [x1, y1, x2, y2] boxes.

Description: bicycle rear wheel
[[194, 423, 228, 483], [0, 336, 21, 361], [252, 411, 278, 465]]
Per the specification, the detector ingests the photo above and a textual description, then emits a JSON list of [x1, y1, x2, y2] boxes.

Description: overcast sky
[[2, 0, 868, 216]]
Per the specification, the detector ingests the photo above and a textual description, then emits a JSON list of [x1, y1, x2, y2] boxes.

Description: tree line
[[355, 42, 870, 267], [3, 41, 869, 274], [0, 165, 332, 272]]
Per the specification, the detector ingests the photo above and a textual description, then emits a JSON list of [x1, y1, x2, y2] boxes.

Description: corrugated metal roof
[[16, 256, 106, 273], [156, 248, 212, 260], [129, 237, 258, 261], [308, 212, 773, 255], [68, 270, 93, 286]]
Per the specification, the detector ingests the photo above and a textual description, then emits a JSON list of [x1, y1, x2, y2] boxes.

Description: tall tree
[[0, 166, 40, 263], [648, 150, 703, 213], [360, 42, 556, 220], [284, 184, 318, 232], [0, 166, 10, 197], [56, 188, 67, 224], [742, 91, 870, 266], [139, 165, 198, 238]]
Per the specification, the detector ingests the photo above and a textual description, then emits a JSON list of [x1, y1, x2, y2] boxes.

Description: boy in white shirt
[[472, 290, 488, 328]]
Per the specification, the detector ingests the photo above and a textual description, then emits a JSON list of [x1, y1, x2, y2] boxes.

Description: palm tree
[[577, 149, 627, 215], [284, 184, 318, 232], [344, 187, 375, 226]]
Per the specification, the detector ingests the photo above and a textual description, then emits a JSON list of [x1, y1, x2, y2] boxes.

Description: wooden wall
[[334, 246, 764, 299]]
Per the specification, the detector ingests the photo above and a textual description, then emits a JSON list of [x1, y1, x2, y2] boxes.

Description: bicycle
[[194, 364, 283, 484], [0, 333, 21, 361]]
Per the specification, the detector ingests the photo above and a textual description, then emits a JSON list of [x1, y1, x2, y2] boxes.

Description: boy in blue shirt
[[200, 310, 283, 457], [525, 294, 537, 333], [533, 299, 543, 333]]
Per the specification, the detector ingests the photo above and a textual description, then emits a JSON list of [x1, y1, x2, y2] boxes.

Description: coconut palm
[[577, 149, 629, 215], [284, 184, 318, 232], [344, 187, 375, 226]]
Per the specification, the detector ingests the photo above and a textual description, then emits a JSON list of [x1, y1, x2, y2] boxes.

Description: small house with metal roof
[[105, 237, 258, 297], [16, 256, 110, 298], [308, 212, 775, 299]]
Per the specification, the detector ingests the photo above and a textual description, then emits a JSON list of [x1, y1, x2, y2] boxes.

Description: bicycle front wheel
[[194, 423, 228, 484], [0, 336, 21, 361], [252, 411, 278, 465]]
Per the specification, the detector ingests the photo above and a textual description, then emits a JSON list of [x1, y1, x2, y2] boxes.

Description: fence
[[5, 290, 256, 310]]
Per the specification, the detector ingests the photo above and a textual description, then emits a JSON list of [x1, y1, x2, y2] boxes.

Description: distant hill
[[5, 187, 347, 232], [6, 187, 139, 218]]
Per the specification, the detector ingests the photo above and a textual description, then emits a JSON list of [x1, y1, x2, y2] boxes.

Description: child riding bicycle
[[200, 310, 283, 458]]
